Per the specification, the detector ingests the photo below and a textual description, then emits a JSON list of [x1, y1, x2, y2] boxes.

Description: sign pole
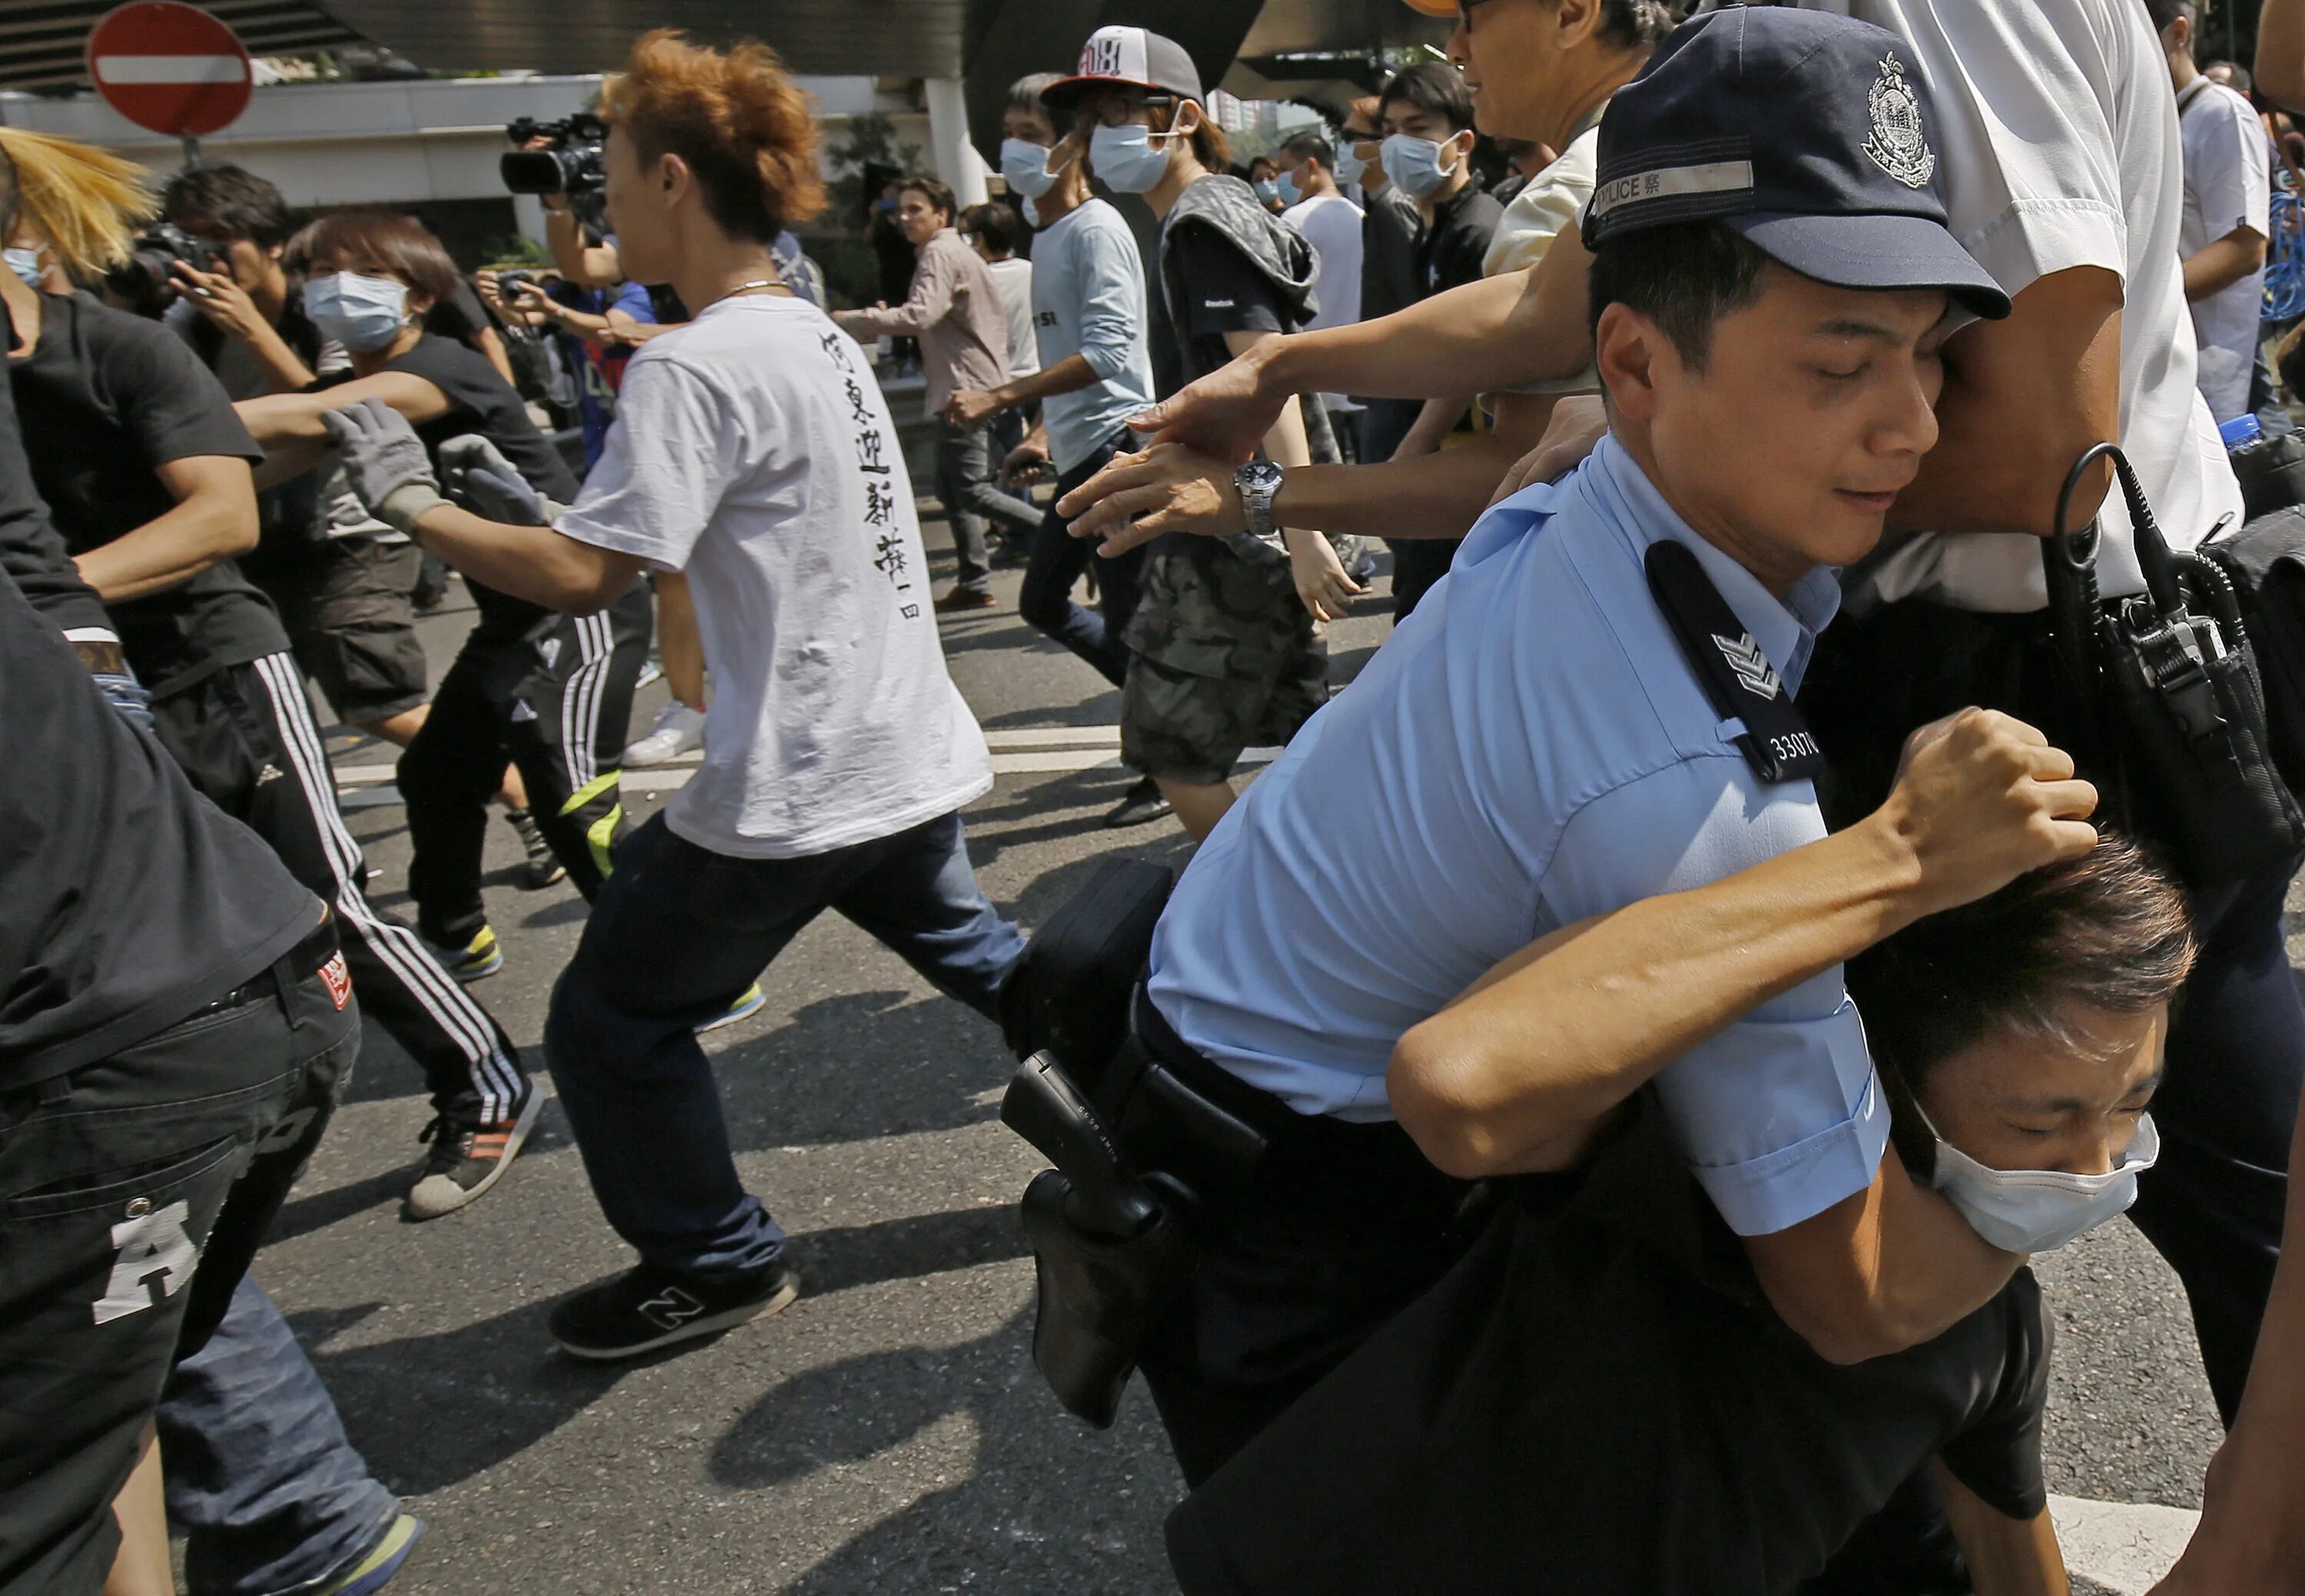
[[180, 133, 201, 168]]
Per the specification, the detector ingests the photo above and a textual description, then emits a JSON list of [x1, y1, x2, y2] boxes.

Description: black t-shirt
[[1361, 187, 1424, 321], [10, 291, 286, 693], [1153, 221, 1290, 397], [1167, 1107, 2052, 1596], [0, 335, 316, 1090], [330, 333, 579, 640], [1416, 184, 1505, 299]]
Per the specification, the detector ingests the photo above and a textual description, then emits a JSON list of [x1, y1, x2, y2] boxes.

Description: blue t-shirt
[[551, 278, 657, 470], [1147, 433, 1887, 1237], [1027, 198, 1156, 474]]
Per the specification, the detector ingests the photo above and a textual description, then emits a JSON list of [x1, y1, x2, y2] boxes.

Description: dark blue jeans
[[545, 811, 1024, 1277], [158, 1276, 397, 1596], [1019, 433, 1148, 688]]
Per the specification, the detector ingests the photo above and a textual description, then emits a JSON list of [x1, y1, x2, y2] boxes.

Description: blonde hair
[[0, 128, 158, 278]]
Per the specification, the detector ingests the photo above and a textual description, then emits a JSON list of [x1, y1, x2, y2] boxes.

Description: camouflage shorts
[[1119, 538, 1328, 785]]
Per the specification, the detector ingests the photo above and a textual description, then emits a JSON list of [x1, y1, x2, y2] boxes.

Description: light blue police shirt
[[1146, 432, 1888, 1237]]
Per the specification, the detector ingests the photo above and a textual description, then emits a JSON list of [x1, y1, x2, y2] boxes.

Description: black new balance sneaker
[[549, 1260, 800, 1361]]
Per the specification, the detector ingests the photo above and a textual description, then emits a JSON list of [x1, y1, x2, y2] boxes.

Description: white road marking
[[2048, 1495, 2198, 1594], [331, 725, 1276, 806]]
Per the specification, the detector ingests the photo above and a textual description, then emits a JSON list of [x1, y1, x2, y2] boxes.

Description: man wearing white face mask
[[1169, 838, 2189, 1594], [951, 75, 1169, 828]]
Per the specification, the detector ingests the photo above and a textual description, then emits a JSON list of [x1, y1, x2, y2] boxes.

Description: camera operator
[[320, 28, 1023, 1362]]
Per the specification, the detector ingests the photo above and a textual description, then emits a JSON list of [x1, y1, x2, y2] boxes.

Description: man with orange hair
[[321, 30, 1023, 1360]]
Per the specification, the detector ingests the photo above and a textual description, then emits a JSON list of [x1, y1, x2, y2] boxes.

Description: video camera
[[104, 222, 216, 314], [501, 114, 608, 224]]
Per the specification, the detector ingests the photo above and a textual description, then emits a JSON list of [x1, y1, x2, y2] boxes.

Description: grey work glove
[[320, 397, 446, 536], [439, 433, 567, 527]]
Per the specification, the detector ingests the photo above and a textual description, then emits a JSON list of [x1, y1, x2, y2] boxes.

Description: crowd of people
[[9, 1, 2305, 1593]]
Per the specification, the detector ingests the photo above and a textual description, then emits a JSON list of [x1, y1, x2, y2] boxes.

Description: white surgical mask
[[1089, 122, 1177, 194], [1252, 178, 1282, 206], [1275, 171, 1305, 207], [1334, 143, 1372, 187], [4, 245, 45, 288], [1002, 138, 1068, 200], [1381, 132, 1461, 199], [303, 271, 410, 353], [1925, 1110, 2160, 1254], [1021, 194, 1043, 230]]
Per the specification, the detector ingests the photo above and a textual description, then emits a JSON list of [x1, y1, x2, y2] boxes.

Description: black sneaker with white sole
[[1104, 775, 1173, 829], [549, 1260, 800, 1361]]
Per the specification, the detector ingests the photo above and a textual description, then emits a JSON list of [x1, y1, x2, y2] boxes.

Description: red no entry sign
[[86, 2, 252, 138]]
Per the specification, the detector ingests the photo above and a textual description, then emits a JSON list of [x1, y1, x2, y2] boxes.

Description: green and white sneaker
[[423, 925, 503, 983]]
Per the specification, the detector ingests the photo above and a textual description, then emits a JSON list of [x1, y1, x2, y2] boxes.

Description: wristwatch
[[1235, 460, 1285, 539]]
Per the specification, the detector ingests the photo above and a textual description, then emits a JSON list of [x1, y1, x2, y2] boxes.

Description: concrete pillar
[[924, 75, 990, 207], [511, 193, 550, 251]]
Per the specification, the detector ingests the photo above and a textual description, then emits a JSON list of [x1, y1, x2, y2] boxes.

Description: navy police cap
[[1584, 5, 2011, 320]]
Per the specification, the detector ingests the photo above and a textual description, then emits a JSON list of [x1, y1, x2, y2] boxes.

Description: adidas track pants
[[399, 585, 651, 947], [148, 653, 529, 1123]]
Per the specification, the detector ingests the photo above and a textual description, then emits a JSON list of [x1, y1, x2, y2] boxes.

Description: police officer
[[1049, 6, 2121, 1490]]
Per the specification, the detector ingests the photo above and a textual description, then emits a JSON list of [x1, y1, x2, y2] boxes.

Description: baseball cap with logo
[[1040, 25, 1205, 112], [1582, 5, 2010, 320]]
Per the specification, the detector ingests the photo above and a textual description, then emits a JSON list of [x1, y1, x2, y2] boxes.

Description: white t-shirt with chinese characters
[[1801, 0, 2244, 609], [2178, 76, 2272, 423], [556, 294, 993, 859]]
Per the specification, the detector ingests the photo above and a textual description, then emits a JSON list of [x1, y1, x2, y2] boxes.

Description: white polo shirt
[[2177, 76, 2273, 423], [1803, 0, 2244, 609]]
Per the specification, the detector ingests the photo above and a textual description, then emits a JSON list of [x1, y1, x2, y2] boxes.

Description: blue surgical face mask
[[1924, 1108, 2161, 1254], [1022, 194, 1043, 230], [1252, 178, 1282, 206], [1089, 121, 1176, 195], [1275, 171, 1305, 207], [303, 270, 410, 353], [1002, 138, 1069, 200], [4, 245, 45, 288], [1381, 131, 1461, 199], [1334, 141, 1372, 187]]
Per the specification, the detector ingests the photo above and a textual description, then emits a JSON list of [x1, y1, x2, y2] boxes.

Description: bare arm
[[405, 500, 648, 615], [470, 324, 517, 389], [1223, 327, 1362, 623], [2184, 227, 2270, 300], [1888, 267, 2122, 540], [238, 371, 453, 489], [71, 455, 259, 602], [1935, 1462, 2069, 1596], [1390, 709, 2098, 1180], [2150, 1094, 2305, 1592], [544, 204, 619, 290], [1056, 385, 1560, 554], [1391, 393, 1476, 460], [2261, 0, 2305, 114]]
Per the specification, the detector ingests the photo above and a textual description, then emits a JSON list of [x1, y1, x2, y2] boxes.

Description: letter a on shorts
[[92, 1199, 199, 1326]]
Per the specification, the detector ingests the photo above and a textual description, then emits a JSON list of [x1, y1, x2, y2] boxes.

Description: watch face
[[1240, 462, 1284, 491]]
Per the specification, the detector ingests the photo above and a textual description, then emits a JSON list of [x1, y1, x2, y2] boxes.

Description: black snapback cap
[[1040, 25, 1204, 113], [1583, 5, 2010, 320]]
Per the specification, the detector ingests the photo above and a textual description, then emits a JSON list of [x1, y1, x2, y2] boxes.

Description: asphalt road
[[253, 508, 2243, 1595]]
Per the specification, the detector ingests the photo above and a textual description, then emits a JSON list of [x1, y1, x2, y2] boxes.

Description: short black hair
[[1280, 131, 1334, 168], [1248, 154, 1279, 178], [1587, 219, 1773, 373], [162, 163, 298, 248], [1846, 834, 2194, 1166], [1595, 0, 1676, 51], [2207, 59, 2254, 91], [1377, 61, 1475, 136], [2144, 0, 2200, 33], [960, 201, 1019, 256]]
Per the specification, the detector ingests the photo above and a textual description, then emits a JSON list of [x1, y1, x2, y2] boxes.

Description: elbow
[[1388, 1034, 1518, 1181], [1759, 1281, 1930, 1366], [207, 500, 261, 561]]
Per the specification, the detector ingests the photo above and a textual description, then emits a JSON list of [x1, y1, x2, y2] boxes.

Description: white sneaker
[[622, 702, 705, 767]]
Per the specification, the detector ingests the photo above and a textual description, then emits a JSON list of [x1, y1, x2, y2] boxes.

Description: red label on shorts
[[319, 952, 351, 1010]]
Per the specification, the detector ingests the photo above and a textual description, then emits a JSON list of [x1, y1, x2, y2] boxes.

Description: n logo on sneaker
[[637, 1285, 706, 1332], [93, 1199, 199, 1325]]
